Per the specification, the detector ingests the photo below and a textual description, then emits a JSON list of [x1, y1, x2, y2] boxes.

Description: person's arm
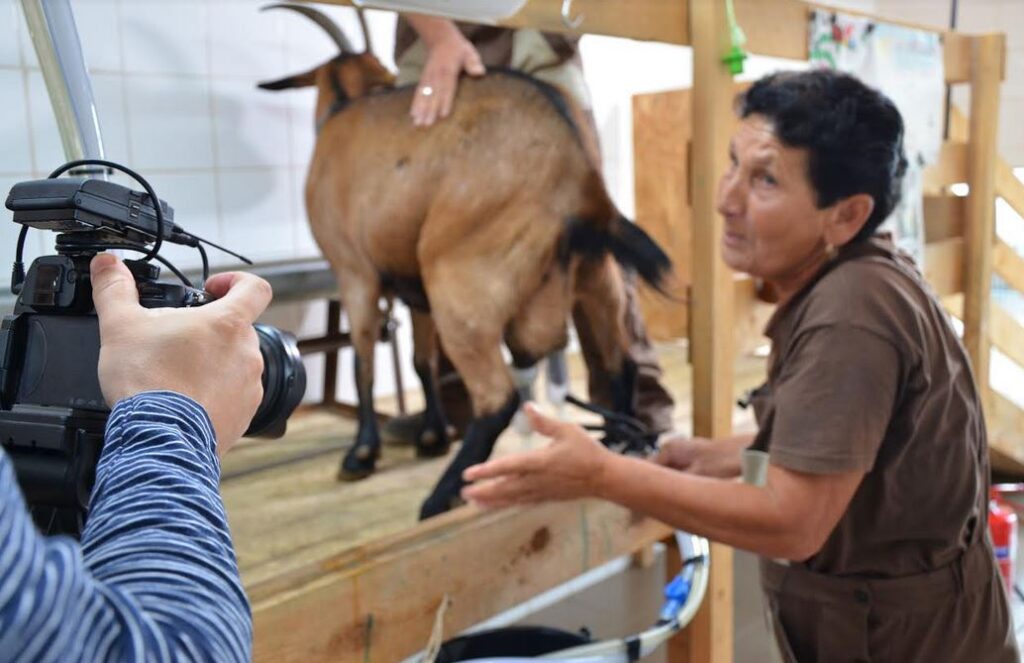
[[654, 432, 755, 479], [0, 393, 250, 662], [405, 14, 484, 126], [462, 405, 862, 561], [0, 254, 272, 661]]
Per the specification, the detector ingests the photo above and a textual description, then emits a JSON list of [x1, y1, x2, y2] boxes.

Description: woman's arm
[[404, 14, 485, 126], [463, 405, 862, 561]]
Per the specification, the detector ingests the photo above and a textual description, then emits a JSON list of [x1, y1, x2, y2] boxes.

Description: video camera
[[0, 159, 306, 537]]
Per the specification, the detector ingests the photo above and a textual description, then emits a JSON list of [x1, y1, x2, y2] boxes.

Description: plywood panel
[[923, 142, 969, 192], [634, 88, 691, 341], [925, 238, 965, 297], [924, 195, 965, 243]]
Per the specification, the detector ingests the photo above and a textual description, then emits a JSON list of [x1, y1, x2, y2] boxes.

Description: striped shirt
[[0, 391, 252, 662]]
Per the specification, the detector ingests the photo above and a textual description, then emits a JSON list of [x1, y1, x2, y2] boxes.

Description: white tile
[[289, 167, 321, 258], [287, 88, 318, 166], [0, 174, 50, 292], [213, 77, 291, 168], [90, 73, 131, 165], [74, 0, 123, 72], [219, 169, 295, 262], [25, 71, 130, 174], [0, 70, 34, 174], [132, 171, 221, 274], [121, 1, 208, 77], [125, 75, 215, 170], [15, 0, 37, 70], [209, 1, 286, 78], [0, 0, 21, 68]]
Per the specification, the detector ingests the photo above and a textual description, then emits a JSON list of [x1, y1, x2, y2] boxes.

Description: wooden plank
[[922, 142, 968, 192], [683, 1, 735, 661], [924, 194, 965, 243], [249, 501, 671, 663], [925, 238, 964, 298], [961, 34, 1005, 399], [634, 88, 691, 341], [989, 390, 1024, 474], [501, 0, 689, 43], [947, 295, 1024, 377], [996, 160, 1024, 220], [994, 240, 1024, 296], [990, 302, 1024, 372]]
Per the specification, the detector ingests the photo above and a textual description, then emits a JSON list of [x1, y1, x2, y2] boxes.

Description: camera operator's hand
[[90, 253, 272, 454]]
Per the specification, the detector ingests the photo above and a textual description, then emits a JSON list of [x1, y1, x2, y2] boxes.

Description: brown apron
[[760, 541, 1017, 662]]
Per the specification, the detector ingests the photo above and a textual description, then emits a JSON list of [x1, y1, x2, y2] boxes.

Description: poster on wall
[[808, 12, 945, 266]]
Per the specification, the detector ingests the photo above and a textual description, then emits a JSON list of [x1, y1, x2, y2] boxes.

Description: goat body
[[262, 40, 670, 519]]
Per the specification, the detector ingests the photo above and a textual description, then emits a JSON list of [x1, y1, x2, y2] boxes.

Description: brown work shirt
[[750, 237, 1017, 661], [394, 19, 580, 69], [750, 236, 988, 577]]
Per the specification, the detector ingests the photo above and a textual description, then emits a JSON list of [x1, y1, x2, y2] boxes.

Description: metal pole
[[20, 0, 106, 174]]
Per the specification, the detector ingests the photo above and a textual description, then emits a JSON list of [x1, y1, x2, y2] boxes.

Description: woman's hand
[[408, 16, 485, 126], [461, 403, 613, 508], [654, 433, 748, 479]]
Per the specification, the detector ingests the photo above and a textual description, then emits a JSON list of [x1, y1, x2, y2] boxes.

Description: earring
[[825, 243, 838, 260]]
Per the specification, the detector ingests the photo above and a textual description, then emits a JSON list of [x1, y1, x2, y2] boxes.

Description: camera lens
[[245, 324, 306, 438]]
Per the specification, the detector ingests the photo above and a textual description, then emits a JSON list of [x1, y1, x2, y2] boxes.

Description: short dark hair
[[737, 70, 908, 242]]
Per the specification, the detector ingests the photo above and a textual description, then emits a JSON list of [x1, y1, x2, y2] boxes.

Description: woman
[[461, 70, 1018, 662]]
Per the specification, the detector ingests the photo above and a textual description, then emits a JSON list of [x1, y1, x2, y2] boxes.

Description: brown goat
[[259, 5, 671, 519]]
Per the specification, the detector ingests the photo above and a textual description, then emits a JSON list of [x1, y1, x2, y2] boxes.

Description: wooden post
[[962, 33, 1005, 405], [672, 1, 736, 662]]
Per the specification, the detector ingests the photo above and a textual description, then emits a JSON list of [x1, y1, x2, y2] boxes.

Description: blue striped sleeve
[[0, 391, 252, 663]]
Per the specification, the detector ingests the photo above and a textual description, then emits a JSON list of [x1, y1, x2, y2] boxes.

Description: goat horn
[[356, 8, 372, 53], [261, 3, 355, 54]]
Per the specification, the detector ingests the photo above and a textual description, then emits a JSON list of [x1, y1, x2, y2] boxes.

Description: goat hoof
[[419, 493, 464, 520], [415, 435, 452, 459], [337, 445, 377, 481]]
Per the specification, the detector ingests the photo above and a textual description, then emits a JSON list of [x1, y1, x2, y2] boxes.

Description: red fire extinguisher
[[989, 484, 1021, 593]]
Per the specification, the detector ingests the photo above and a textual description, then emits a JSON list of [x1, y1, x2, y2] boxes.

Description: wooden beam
[[989, 390, 1024, 474], [500, 0, 689, 43], [990, 302, 1024, 372], [683, 1, 735, 661], [924, 194, 965, 243], [994, 240, 1024, 296], [996, 161, 1024, 220], [946, 295, 1024, 376], [250, 501, 672, 662], [961, 33, 1005, 399]]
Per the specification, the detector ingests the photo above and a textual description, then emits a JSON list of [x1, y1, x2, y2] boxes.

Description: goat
[[259, 4, 671, 519]]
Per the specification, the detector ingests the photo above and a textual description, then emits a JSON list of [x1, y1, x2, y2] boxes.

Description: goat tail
[[564, 214, 673, 293]]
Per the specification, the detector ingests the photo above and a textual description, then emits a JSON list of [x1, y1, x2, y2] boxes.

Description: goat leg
[[338, 355, 382, 480], [419, 391, 520, 520], [412, 358, 453, 458]]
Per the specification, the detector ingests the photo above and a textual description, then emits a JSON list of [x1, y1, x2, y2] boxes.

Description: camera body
[[2, 174, 305, 536]]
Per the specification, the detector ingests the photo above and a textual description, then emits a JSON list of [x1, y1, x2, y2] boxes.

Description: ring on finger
[[420, 85, 434, 97]]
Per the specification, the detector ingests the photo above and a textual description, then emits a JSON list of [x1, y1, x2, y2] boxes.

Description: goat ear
[[257, 68, 317, 91]]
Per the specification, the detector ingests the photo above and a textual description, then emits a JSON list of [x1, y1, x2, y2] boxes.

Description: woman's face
[[716, 114, 831, 291]]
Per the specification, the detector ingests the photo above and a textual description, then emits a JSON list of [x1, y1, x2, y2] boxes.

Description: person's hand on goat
[[461, 403, 613, 508], [90, 253, 272, 455], [653, 433, 751, 479], [408, 16, 485, 126]]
